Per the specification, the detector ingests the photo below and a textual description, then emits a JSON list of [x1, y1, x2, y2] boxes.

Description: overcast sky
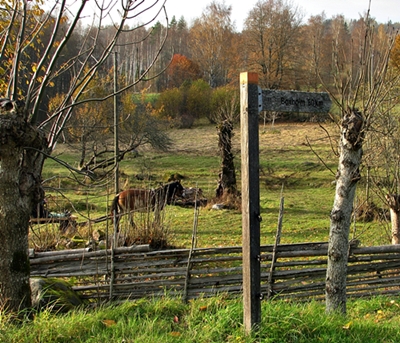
[[164, 0, 400, 30]]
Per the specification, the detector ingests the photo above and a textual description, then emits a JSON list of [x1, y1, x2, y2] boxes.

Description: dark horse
[[110, 180, 184, 224]]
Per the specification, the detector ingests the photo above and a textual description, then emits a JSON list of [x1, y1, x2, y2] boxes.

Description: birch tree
[[0, 0, 168, 314], [318, 13, 400, 313]]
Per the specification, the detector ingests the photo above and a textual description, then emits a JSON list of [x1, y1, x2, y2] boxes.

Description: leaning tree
[[0, 0, 169, 313], [312, 12, 400, 313]]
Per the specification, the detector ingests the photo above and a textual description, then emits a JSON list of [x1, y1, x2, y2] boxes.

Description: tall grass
[[2, 294, 400, 342]]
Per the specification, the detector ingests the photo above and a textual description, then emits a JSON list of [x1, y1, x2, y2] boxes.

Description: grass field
[[35, 121, 390, 251], [3, 294, 400, 342], [16, 121, 399, 342]]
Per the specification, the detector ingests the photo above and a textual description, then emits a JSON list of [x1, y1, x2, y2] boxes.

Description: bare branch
[[305, 136, 336, 176]]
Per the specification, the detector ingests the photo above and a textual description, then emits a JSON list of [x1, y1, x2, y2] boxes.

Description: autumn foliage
[[167, 54, 201, 88]]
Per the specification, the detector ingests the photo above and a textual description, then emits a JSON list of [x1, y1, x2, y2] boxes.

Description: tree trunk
[[326, 109, 364, 314], [216, 119, 237, 198], [386, 194, 400, 244], [0, 101, 47, 313]]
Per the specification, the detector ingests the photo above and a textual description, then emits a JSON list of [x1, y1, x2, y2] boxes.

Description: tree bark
[[0, 101, 47, 313], [326, 109, 363, 314], [216, 119, 237, 198], [386, 194, 400, 244]]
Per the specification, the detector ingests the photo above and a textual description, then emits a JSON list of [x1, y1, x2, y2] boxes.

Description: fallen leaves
[[101, 319, 117, 327], [170, 331, 181, 337], [342, 321, 352, 330]]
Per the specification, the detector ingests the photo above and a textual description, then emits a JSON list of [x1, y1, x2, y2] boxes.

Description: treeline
[[3, 0, 400, 127], [117, 0, 400, 126], [150, 0, 400, 93]]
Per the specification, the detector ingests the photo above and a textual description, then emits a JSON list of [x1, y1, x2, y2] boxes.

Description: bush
[[156, 87, 183, 120], [186, 79, 212, 120]]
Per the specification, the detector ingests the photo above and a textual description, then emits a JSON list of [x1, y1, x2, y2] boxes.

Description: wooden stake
[[240, 72, 261, 333]]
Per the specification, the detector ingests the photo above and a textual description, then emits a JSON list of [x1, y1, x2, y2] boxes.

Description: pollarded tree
[[0, 0, 169, 314], [316, 12, 400, 314], [212, 86, 240, 199]]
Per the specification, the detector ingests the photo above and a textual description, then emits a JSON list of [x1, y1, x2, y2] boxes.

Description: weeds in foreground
[[2, 295, 400, 342]]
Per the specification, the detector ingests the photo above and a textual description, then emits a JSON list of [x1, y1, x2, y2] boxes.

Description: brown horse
[[110, 180, 184, 224]]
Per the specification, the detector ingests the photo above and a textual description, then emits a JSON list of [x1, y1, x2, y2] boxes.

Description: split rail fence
[[29, 241, 400, 302]]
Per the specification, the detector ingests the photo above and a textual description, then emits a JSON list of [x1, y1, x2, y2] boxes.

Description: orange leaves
[[390, 34, 400, 71], [167, 54, 201, 88]]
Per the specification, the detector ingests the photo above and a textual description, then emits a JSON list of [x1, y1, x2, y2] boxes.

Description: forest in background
[[7, 0, 400, 126]]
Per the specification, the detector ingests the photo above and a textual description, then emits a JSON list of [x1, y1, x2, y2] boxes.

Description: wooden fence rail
[[29, 241, 400, 302]]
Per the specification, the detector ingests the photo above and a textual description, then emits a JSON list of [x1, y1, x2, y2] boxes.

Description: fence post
[[240, 72, 261, 333], [109, 210, 118, 300], [267, 195, 284, 298]]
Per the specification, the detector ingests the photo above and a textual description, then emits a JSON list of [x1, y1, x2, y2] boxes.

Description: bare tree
[[363, 96, 400, 244], [359, 30, 400, 245], [0, 0, 169, 313], [243, 0, 303, 89], [315, 12, 400, 314], [189, 1, 235, 87]]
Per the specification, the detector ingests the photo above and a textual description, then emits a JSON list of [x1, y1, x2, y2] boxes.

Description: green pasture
[[18, 121, 398, 343], [36, 122, 391, 250]]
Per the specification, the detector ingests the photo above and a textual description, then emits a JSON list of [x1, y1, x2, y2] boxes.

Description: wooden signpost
[[261, 89, 332, 114], [240, 72, 332, 334]]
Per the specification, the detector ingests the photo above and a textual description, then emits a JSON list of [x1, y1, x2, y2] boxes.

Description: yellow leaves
[[387, 299, 400, 308], [374, 310, 385, 323], [359, 299, 400, 326], [342, 321, 352, 330]]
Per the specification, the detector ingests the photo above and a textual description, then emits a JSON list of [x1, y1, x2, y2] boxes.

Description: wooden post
[[114, 51, 119, 195], [240, 72, 261, 333]]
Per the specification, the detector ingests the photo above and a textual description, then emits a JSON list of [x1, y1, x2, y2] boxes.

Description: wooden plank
[[29, 215, 77, 224], [28, 241, 400, 304], [241, 72, 262, 333]]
